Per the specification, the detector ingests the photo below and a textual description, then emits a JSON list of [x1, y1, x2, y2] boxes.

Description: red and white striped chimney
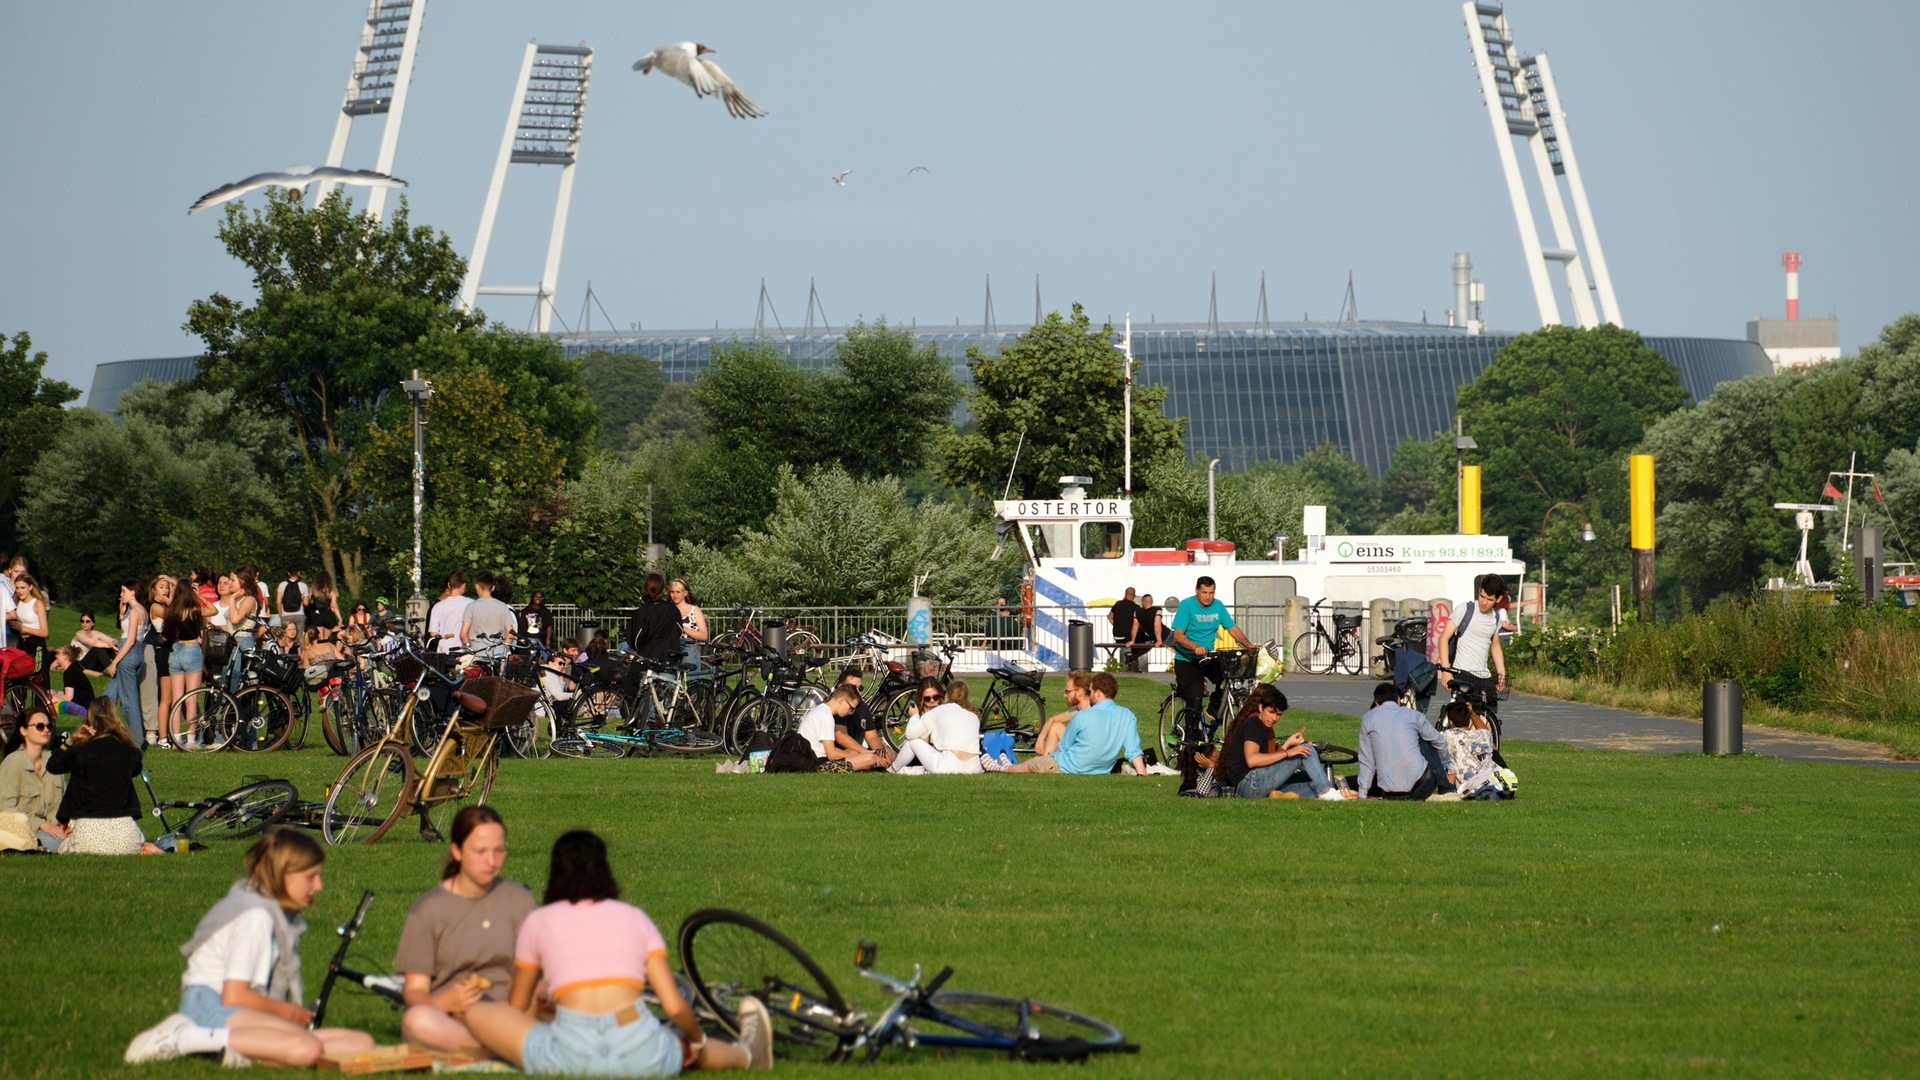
[[1781, 251, 1801, 321]]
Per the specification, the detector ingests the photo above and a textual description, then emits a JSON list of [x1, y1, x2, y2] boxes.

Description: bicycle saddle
[[454, 690, 489, 716]]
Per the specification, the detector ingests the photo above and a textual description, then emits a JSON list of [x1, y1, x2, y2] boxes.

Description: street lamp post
[[1539, 501, 1596, 629], [401, 371, 433, 634], [1453, 418, 1478, 533]]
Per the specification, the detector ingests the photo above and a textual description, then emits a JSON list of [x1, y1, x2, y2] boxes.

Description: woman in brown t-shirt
[[393, 806, 535, 1053]]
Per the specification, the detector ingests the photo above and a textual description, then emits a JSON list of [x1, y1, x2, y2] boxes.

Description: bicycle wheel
[[183, 779, 297, 842], [3, 679, 51, 721], [986, 688, 1044, 755], [653, 725, 725, 755], [552, 729, 629, 760], [726, 698, 792, 756], [171, 686, 236, 752], [230, 685, 293, 753], [319, 690, 350, 755], [284, 686, 311, 750], [916, 991, 1128, 1052], [876, 688, 917, 751], [323, 742, 415, 845], [424, 729, 500, 838], [1332, 631, 1364, 676], [522, 699, 557, 759], [785, 628, 821, 660], [1291, 631, 1334, 675], [678, 908, 853, 1062], [364, 688, 407, 749], [410, 699, 450, 759]]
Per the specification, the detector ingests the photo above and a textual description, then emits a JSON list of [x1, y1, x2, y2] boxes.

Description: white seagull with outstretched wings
[[188, 166, 406, 215], [632, 42, 767, 119]]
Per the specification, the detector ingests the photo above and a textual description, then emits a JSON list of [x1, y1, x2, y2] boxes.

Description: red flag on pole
[[1873, 480, 1884, 502], [1823, 480, 1844, 499]]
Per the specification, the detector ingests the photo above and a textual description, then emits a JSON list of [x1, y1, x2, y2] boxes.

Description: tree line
[[4, 189, 1917, 620]]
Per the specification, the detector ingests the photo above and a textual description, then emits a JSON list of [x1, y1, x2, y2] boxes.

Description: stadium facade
[[87, 322, 1769, 477]]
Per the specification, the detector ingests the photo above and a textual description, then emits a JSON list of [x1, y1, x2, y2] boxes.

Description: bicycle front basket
[[1215, 648, 1259, 681], [461, 676, 539, 731]]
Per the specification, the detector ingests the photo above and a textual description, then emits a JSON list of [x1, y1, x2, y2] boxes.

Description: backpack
[[1445, 599, 1474, 665], [764, 731, 825, 773], [280, 579, 304, 613]]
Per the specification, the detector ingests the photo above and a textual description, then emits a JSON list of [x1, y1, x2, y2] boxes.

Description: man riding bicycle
[[1168, 576, 1251, 742]]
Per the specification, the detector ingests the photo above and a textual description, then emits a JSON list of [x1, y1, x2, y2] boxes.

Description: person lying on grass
[[1214, 684, 1352, 800], [395, 805, 536, 1053], [464, 828, 772, 1074], [984, 671, 1148, 775], [124, 827, 375, 1067]]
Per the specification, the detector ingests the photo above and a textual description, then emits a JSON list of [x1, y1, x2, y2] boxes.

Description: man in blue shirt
[[1356, 682, 1456, 799], [985, 672, 1148, 775], [1168, 576, 1252, 740]]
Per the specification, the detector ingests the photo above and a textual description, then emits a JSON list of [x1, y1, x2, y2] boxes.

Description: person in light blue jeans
[[102, 578, 151, 746], [1217, 684, 1347, 799]]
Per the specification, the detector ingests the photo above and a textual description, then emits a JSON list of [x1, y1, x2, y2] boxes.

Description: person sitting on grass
[[1357, 681, 1457, 801], [832, 667, 894, 768], [123, 827, 375, 1068], [395, 805, 536, 1053], [68, 611, 119, 673], [464, 829, 771, 1074], [1032, 671, 1091, 756], [891, 680, 982, 774], [1, 708, 70, 851], [1440, 699, 1510, 799], [985, 672, 1149, 775], [47, 698, 161, 855], [47, 646, 97, 718], [1214, 685, 1351, 800], [794, 686, 885, 772]]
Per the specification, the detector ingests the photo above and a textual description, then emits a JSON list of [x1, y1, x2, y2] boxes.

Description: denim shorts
[[171, 642, 205, 675], [180, 984, 239, 1029], [520, 1006, 682, 1077]]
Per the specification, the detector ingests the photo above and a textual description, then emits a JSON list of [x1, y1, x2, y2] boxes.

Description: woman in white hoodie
[[124, 828, 374, 1068]]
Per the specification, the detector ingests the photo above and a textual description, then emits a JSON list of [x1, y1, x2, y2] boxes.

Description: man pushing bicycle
[[1168, 576, 1251, 743]]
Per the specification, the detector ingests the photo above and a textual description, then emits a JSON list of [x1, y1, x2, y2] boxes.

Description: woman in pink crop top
[[465, 829, 773, 1075]]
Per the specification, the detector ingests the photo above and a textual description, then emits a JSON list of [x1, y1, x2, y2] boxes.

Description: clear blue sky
[[3, 1, 1915, 397]]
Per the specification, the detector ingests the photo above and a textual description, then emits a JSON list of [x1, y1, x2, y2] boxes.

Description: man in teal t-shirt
[[1169, 576, 1252, 736]]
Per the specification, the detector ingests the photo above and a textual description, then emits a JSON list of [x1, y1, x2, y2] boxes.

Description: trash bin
[[577, 622, 603, 650], [763, 619, 787, 657], [1703, 680, 1742, 755], [1066, 620, 1093, 672]]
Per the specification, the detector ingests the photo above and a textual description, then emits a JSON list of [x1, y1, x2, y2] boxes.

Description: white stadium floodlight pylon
[[459, 42, 594, 334], [314, 0, 427, 218], [1461, 2, 1622, 329]]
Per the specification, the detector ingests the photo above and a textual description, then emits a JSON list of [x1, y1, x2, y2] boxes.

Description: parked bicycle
[[322, 663, 534, 844], [675, 908, 1136, 1064], [875, 652, 1048, 759], [1291, 599, 1364, 675], [712, 606, 824, 661]]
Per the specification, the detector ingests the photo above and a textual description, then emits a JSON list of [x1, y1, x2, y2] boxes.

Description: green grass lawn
[[5, 674, 1916, 1078]]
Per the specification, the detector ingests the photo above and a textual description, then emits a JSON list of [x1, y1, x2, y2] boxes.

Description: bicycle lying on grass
[[676, 908, 1137, 1064]]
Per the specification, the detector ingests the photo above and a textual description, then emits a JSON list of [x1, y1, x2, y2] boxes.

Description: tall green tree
[[19, 383, 293, 610], [1457, 324, 1689, 566], [940, 304, 1185, 501], [674, 466, 1010, 607], [822, 318, 962, 480], [0, 331, 80, 551], [692, 342, 823, 466], [579, 350, 667, 451], [187, 190, 593, 593]]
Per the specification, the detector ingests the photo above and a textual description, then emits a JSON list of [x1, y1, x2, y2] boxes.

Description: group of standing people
[[123, 811, 773, 1074]]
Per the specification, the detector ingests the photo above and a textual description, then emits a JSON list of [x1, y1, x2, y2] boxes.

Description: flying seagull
[[188, 166, 406, 215], [907, 166, 930, 177], [632, 42, 767, 119], [832, 170, 851, 186]]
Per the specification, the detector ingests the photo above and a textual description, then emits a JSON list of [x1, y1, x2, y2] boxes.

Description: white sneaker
[[222, 1047, 254, 1068], [1143, 762, 1180, 776], [125, 1013, 192, 1063], [735, 996, 773, 1070], [1317, 787, 1348, 801], [1428, 791, 1464, 802], [893, 765, 927, 775]]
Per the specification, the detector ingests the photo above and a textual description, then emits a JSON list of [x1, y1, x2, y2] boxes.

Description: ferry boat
[[993, 478, 1525, 670]]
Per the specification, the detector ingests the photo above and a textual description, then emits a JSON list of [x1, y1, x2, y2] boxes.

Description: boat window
[[1022, 523, 1053, 561], [1081, 521, 1125, 559]]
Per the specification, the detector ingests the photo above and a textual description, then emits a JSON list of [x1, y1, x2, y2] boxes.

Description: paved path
[[1124, 671, 1920, 771]]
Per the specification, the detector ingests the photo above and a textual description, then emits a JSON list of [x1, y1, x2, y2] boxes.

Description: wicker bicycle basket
[[460, 676, 539, 731], [392, 650, 459, 687]]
